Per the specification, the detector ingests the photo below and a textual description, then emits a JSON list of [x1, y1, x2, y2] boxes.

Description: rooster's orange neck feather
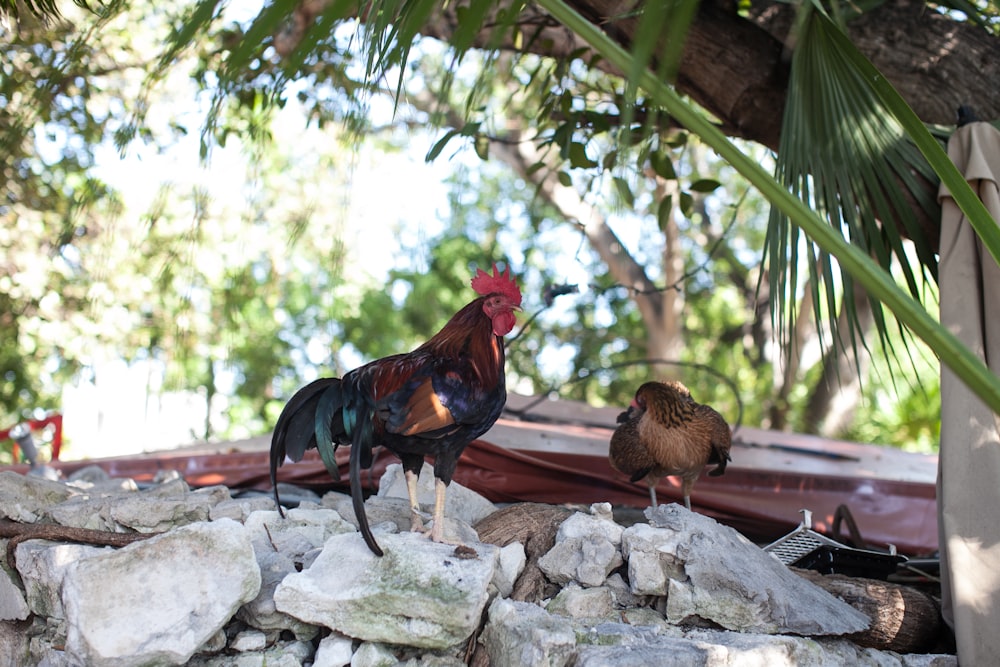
[[416, 297, 505, 386]]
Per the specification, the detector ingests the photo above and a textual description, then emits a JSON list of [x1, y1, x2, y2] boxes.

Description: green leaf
[[678, 191, 693, 217], [452, 0, 496, 53], [613, 176, 635, 207], [569, 142, 598, 168], [689, 178, 721, 193], [474, 134, 490, 160], [766, 2, 942, 382], [656, 195, 673, 232], [459, 121, 482, 136], [426, 129, 459, 162], [526, 161, 546, 176], [822, 10, 1000, 271], [649, 151, 676, 180]]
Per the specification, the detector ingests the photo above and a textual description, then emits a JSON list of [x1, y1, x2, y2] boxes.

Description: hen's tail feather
[[629, 466, 654, 484], [707, 442, 732, 477], [270, 377, 341, 517]]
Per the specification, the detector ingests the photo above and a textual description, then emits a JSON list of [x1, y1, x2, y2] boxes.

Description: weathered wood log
[[794, 568, 942, 654], [475, 502, 573, 604]]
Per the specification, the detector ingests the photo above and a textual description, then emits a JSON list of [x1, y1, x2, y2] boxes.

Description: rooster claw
[[409, 507, 432, 533]]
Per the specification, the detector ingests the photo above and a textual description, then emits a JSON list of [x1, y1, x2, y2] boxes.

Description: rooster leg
[[404, 469, 428, 533], [428, 478, 448, 543]]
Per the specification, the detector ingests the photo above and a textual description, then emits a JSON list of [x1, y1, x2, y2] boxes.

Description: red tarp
[[4, 434, 939, 556]]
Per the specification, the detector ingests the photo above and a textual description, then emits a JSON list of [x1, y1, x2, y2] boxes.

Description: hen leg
[[681, 477, 694, 511], [647, 483, 658, 508]]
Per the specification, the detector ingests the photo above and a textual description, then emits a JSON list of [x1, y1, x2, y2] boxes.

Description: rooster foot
[[415, 521, 479, 558], [409, 508, 432, 533]]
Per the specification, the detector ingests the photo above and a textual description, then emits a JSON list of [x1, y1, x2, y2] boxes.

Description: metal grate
[[763, 509, 847, 565]]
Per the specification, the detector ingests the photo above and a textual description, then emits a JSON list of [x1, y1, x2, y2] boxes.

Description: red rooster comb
[[471, 263, 522, 306]]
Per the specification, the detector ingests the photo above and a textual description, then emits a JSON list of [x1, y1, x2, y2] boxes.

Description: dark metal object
[[764, 509, 906, 580]]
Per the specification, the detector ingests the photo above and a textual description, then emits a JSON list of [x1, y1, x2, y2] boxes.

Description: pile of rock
[[0, 464, 952, 666]]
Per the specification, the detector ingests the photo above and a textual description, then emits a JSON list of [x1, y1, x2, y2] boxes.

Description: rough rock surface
[[378, 462, 497, 527], [538, 503, 623, 587], [624, 504, 871, 635], [274, 531, 499, 649], [0, 464, 955, 666], [60, 518, 261, 666]]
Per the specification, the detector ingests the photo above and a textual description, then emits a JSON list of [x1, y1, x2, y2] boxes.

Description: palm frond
[[766, 1, 939, 377], [0, 0, 89, 20]]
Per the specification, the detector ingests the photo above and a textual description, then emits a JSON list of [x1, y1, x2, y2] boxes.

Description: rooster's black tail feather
[[270, 377, 342, 516]]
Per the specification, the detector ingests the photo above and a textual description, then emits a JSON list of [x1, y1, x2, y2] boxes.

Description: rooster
[[609, 380, 732, 510], [269, 264, 522, 556]]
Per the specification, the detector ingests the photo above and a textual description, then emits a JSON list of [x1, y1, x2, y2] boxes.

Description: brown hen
[[609, 380, 732, 510]]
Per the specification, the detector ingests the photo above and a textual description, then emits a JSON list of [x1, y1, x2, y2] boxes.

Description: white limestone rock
[[0, 471, 78, 523], [188, 640, 314, 667], [351, 642, 399, 667], [493, 541, 527, 598], [238, 506, 355, 635], [546, 583, 615, 619], [15, 541, 112, 619], [479, 598, 577, 667], [243, 508, 356, 562], [61, 518, 261, 667], [377, 462, 498, 527], [537, 503, 624, 587], [312, 633, 355, 667], [0, 564, 31, 621], [209, 495, 275, 522], [623, 505, 870, 635], [274, 531, 498, 650], [109, 484, 231, 532]]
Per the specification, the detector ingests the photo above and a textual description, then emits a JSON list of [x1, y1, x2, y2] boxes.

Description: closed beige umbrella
[[938, 119, 1000, 665]]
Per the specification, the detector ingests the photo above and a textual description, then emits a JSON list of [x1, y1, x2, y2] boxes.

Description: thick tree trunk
[[650, 177, 685, 376]]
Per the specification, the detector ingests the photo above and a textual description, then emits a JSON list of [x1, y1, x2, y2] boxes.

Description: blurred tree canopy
[[3, 0, 996, 459]]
